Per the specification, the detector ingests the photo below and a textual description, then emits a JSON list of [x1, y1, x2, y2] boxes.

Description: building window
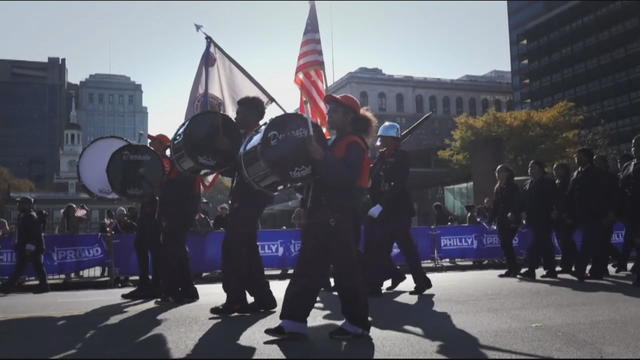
[[468, 98, 477, 116], [494, 99, 502, 112], [98, 94, 104, 104], [108, 94, 114, 104], [442, 96, 450, 115], [396, 93, 404, 113], [429, 95, 437, 114], [128, 95, 134, 105], [71, 133, 75, 144], [481, 98, 489, 114], [118, 94, 124, 105], [378, 92, 387, 112], [88, 93, 94, 104], [416, 95, 424, 114], [359, 91, 368, 106], [65, 133, 69, 145], [455, 97, 463, 115]]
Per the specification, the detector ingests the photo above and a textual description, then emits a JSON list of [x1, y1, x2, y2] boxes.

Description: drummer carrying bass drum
[[265, 94, 376, 340], [210, 97, 278, 315]]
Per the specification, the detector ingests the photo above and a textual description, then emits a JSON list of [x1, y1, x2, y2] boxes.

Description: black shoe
[[409, 278, 432, 295], [0, 284, 11, 294], [518, 270, 536, 280], [540, 270, 557, 279], [633, 278, 640, 287], [615, 264, 628, 274], [586, 274, 603, 280], [210, 302, 250, 315], [241, 296, 277, 314], [122, 287, 147, 300], [328, 327, 368, 340], [368, 288, 383, 297], [631, 264, 638, 274], [557, 268, 573, 274], [264, 325, 306, 340], [179, 286, 199, 303], [498, 270, 516, 278], [385, 274, 407, 291], [33, 285, 50, 294], [155, 296, 176, 305], [570, 271, 585, 282]]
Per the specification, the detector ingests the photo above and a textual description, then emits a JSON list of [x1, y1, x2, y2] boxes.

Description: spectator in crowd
[[0, 197, 49, 294], [111, 207, 137, 287], [476, 197, 493, 224], [57, 203, 89, 281], [212, 204, 229, 231], [0, 218, 9, 237], [432, 202, 454, 226], [615, 152, 636, 274], [487, 164, 522, 278], [567, 147, 614, 282], [465, 205, 479, 225], [552, 162, 576, 274], [99, 209, 116, 278], [519, 160, 558, 280], [618, 135, 640, 285]]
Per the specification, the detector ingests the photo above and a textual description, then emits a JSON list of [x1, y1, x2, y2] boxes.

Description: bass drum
[[77, 136, 130, 199], [106, 144, 165, 200], [171, 111, 242, 175], [239, 113, 327, 194]]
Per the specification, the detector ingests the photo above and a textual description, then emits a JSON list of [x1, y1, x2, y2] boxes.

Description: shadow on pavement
[[0, 300, 175, 358], [317, 290, 547, 359], [525, 272, 640, 298], [186, 311, 273, 359]]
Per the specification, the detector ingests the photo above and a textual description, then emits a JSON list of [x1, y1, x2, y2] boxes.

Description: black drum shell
[[106, 144, 165, 200], [171, 111, 241, 175]]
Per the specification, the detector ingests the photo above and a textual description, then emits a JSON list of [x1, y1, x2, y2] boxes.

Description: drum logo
[[268, 131, 284, 146], [194, 93, 225, 114], [122, 151, 152, 161], [288, 128, 309, 138], [98, 187, 113, 195], [289, 165, 312, 179], [126, 187, 145, 196]]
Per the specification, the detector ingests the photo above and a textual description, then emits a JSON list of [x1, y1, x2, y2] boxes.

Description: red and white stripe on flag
[[295, 2, 328, 136]]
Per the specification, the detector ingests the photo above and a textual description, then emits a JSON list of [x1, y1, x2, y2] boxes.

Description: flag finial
[[194, 23, 204, 33]]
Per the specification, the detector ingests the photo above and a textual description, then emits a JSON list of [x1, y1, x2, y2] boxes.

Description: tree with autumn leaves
[[0, 166, 35, 217], [438, 101, 609, 175]]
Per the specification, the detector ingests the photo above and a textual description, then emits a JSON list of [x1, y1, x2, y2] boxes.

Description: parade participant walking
[[265, 94, 375, 340], [519, 160, 557, 280], [210, 97, 277, 316], [487, 164, 522, 278], [615, 153, 636, 273], [619, 136, 640, 285], [593, 154, 622, 277], [363, 121, 432, 297], [552, 162, 576, 274], [0, 197, 49, 294], [566, 148, 613, 282]]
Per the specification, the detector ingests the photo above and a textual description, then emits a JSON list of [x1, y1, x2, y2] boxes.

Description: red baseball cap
[[324, 94, 361, 114], [147, 133, 171, 148]]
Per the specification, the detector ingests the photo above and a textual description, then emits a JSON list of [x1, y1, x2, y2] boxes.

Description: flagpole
[[199, 32, 287, 114]]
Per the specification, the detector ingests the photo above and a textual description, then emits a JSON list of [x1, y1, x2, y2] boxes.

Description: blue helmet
[[377, 121, 401, 138]]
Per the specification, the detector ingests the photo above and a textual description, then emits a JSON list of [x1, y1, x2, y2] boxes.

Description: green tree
[[438, 102, 587, 175], [0, 166, 36, 217]]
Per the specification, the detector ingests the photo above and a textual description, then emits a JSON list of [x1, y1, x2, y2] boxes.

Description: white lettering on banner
[[483, 234, 501, 248], [0, 250, 16, 265], [441, 235, 477, 249], [612, 231, 625, 244], [53, 244, 103, 263], [258, 240, 302, 257]]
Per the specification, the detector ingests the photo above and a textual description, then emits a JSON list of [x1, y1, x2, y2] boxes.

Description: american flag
[[295, 1, 328, 134]]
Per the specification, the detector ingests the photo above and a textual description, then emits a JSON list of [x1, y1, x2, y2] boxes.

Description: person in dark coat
[[363, 121, 432, 297], [566, 148, 614, 282], [614, 152, 636, 273], [618, 136, 640, 285], [519, 160, 558, 280], [552, 162, 576, 274], [0, 197, 49, 294], [593, 154, 623, 277], [487, 164, 522, 278], [210, 97, 277, 316]]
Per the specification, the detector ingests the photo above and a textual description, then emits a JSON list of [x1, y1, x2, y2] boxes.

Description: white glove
[[368, 204, 383, 218]]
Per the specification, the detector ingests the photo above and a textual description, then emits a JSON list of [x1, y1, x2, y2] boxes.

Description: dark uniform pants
[[498, 222, 519, 273], [575, 222, 606, 277], [619, 222, 639, 270], [161, 222, 194, 298], [526, 224, 556, 272], [363, 217, 428, 290], [280, 207, 371, 332], [135, 224, 162, 290], [222, 206, 273, 305], [6, 249, 48, 288], [555, 223, 576, 271]]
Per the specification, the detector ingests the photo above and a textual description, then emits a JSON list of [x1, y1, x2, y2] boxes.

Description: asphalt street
[[1, 268, 639, 358]]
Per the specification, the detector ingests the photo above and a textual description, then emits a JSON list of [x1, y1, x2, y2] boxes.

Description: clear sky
[[1, 1, 511, 137]]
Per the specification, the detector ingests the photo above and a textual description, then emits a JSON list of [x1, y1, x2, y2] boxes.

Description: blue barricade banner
[[0, 234, 107, 277], [0, 223, 631, 278]]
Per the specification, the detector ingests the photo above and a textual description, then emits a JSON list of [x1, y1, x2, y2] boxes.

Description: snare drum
[[239, 113, 327, 194], [77, 136, 130, 199], [106, 144, 165, 200], [171, 111, 242, 175]]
